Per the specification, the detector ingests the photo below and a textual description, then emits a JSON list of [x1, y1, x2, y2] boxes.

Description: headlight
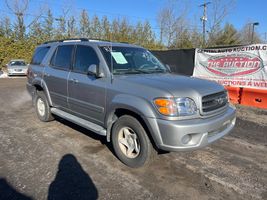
[[175, 97, 197, 116], [154, 97, 197, 116]]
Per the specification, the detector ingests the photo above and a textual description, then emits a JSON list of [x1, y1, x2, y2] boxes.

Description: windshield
[[10, 61, 26, 66], [100, 46, 168, 75]]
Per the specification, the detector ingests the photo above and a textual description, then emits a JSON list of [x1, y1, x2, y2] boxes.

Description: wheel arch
[[106, 107, 160, 150], [32, 78, 53, 106]]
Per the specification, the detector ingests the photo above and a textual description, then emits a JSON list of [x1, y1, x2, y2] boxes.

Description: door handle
[[71, 78, 79, 83]]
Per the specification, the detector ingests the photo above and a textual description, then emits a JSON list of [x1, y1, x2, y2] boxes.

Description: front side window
[[73, 45, 99, 73], [100, 46, 167, 75], [50, 45, 73, 70]]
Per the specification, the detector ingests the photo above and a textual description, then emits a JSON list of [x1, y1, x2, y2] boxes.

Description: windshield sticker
[[111, 52, 128, 64]]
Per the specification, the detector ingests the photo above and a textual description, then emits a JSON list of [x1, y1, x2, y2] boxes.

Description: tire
[[111, 115, 156, 168], [34, 91, 54, 122]]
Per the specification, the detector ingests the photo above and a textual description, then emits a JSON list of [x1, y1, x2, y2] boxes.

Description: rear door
[[44, 45, 74, 108], [68, 45, 106, 125]]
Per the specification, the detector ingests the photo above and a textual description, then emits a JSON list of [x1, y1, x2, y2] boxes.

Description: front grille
[[202, 91, 228, 113]]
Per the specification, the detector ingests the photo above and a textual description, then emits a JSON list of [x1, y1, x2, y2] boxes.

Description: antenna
[[199, 1, 211, 47]]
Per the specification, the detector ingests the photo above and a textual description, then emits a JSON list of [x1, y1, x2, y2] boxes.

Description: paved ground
[[0, 78, 266, 200]]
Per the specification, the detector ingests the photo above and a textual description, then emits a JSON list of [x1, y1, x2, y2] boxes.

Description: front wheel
[[111, 115, 156, 168]]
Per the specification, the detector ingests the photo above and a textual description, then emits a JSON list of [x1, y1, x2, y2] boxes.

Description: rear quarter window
[[31, 46, 50, 65]]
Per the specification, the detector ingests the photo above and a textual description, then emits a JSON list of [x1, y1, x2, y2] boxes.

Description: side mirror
[[87, 64, 104, 78], [165, 64, 171, 72]]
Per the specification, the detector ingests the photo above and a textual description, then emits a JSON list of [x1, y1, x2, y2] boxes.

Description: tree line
[[0, 0, 263, 66], [0, 8, 163, 66]]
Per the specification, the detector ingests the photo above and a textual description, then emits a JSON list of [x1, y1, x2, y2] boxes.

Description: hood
[[115, 73, 224, 98]]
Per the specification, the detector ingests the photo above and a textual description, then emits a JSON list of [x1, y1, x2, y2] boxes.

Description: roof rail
[[42, 39, 63, 44], [88, 38, 111, 42], [42, 38, 114, 44], [42, 38, 89, 44], [63, 38, 89, 42]]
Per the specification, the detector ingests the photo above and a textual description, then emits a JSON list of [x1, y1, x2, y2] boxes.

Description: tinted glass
[[73, 45, 99, 73], [31, 46, 50, 65], [51, 45, 73, 70]]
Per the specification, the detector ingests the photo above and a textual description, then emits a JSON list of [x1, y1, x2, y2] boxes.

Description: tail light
[[27, 67, 33, 78]]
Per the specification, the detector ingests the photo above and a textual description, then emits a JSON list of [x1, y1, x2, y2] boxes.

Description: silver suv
[[27, 38, 236, 167]]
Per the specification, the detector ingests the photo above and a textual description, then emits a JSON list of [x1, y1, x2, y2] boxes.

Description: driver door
[[68, 45, 106, 125]]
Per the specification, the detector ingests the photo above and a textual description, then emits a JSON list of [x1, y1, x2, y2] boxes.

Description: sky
[[0, 0, 266, 41]]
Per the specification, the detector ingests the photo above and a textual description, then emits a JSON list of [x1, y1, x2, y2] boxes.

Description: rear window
[[31, 46, 50, 65]]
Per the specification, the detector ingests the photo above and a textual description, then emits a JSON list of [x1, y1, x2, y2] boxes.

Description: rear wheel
[[34, 91, 54, 122], [111, 115, 156, 168]]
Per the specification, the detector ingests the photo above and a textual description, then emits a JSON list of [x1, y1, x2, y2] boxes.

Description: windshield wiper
[[139, 68, 167, 74], [115, 69, 150, 74], [113, 68, 165, 75], [132, 69, 151, 74]]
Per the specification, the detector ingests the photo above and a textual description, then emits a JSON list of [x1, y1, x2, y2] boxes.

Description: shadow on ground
[[0, 178, 32, 200], [48, 154, 98, 200], [0, 154, 98, 200]]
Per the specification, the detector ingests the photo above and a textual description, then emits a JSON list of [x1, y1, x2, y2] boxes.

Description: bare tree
[[5, 0, 44, 40], [157, 0, 188, 47], [5, 0, 29, 39], [206, 0, 236, 46]]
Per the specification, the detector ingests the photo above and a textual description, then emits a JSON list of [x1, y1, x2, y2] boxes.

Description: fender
[[107, 94, 157, 121], [32, 77, 53, 106], [105, 94, 163, 146]]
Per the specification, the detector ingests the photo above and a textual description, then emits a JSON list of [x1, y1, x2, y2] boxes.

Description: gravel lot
[[0, 78, 266, 200]]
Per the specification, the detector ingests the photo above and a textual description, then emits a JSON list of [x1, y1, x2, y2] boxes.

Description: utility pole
[[200, 1, 211, 47]]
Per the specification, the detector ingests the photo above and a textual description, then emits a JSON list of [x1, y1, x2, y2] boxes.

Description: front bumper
[[152, 105, 236, 151]]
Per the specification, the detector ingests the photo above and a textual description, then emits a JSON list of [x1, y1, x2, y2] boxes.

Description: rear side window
[[31, 46, 50, 65], [73, 45, 99, 73], [50, 45, 73, 70]]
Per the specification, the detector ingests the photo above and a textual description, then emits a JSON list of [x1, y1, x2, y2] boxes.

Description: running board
[[51, 108, 106, 136]]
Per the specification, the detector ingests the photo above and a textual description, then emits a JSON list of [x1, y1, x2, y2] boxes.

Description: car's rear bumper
[[146, 105, 236, 152]]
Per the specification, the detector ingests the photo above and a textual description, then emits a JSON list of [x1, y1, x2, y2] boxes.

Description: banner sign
[[193, 44, 267, 89]]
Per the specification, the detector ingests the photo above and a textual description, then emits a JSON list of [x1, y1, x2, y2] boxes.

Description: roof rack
[[88, 38, 111, 42], [42, 38, 89, 44], [42, 38, 112, 44]]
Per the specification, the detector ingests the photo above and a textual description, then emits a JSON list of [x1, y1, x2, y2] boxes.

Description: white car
[[7, 59, 28, 76]]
